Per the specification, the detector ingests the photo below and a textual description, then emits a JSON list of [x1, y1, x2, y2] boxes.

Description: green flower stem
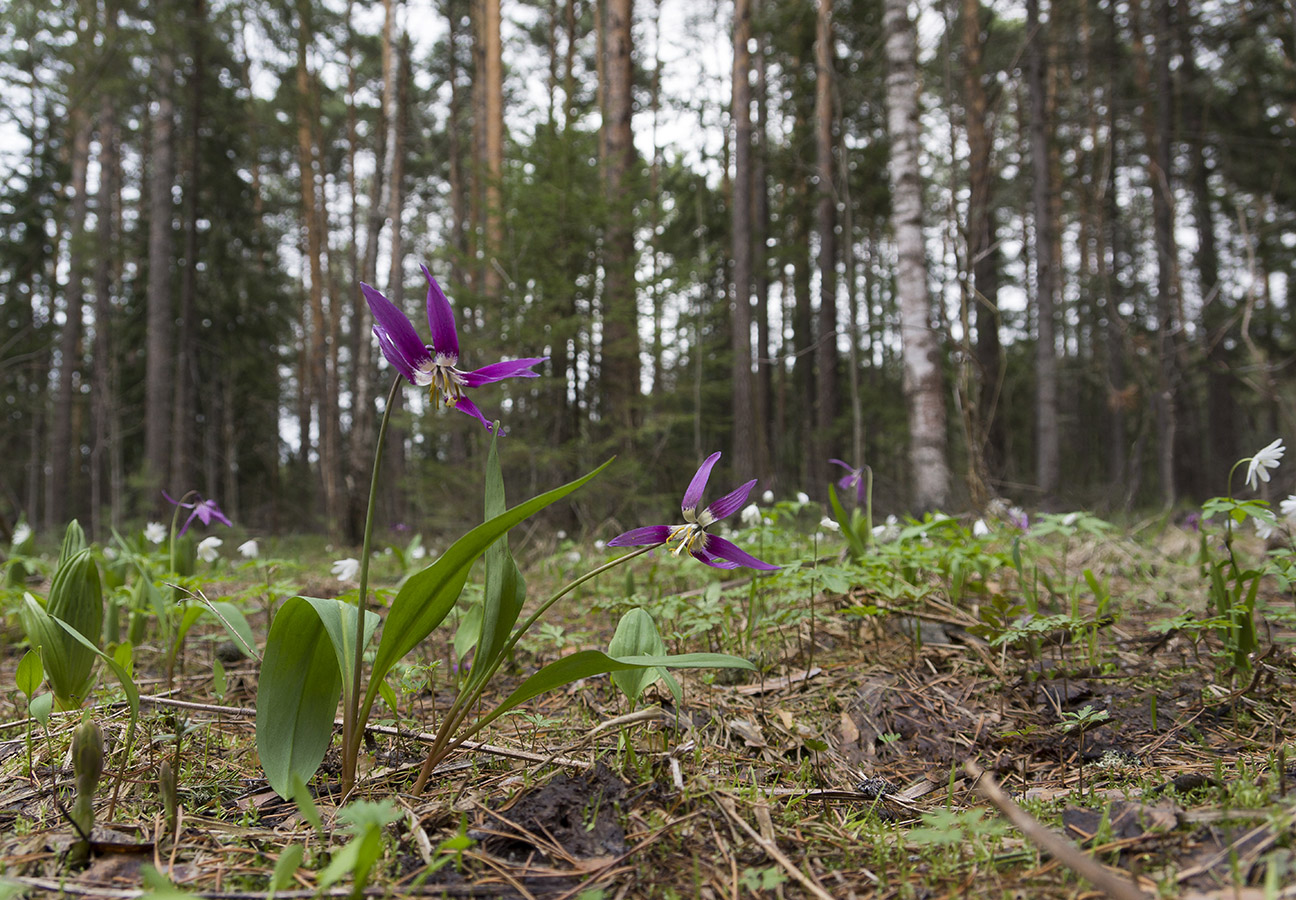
[[341, 374, 403, 796], [410, 543, 656, 793]]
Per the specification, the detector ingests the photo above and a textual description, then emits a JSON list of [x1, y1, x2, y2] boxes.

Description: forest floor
[[2, 514, 1296, 899]]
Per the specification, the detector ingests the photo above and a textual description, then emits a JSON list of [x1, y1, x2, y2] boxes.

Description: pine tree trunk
[[1026, 0, 1059, 500], [884, 0, 950, 511], [49, 98, 94, 529], [752, 8, 773, 484], [91, 88, 119, 538], [730, 0, 757, 478], [144, 40, 176, 509], [601, 0, 640, 438], [812, 0, 837, 494], [482, 0, 503, 301], [963, 0, 1003, 491]]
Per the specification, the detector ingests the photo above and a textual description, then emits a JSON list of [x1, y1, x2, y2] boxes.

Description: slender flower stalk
[[607, 452, 780, 570], [341, 374, 403, 796], [410, 544, 656, 792]]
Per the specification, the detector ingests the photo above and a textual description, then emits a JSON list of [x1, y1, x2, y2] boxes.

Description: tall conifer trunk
[[731, 0, 756, 478], [144, 33, 176, 511], [812, 0, 837, 494]]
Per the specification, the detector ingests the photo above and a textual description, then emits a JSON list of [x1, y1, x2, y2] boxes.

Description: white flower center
[[415, 350, 467, 407], [668, 522, 707, 557]]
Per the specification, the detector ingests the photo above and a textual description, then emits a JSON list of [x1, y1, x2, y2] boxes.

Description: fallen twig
[[964, 759, 1149, 900]]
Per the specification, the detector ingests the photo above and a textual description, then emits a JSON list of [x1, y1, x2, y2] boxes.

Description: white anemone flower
[[332, 557, 361, 582], [1256, 517, 1276, 541], [12, 523, 32, 546], [1281, 495, 1296, 522], [1245, 439, 1285, 491], [740, 504, 762, 528], [197, 536, 223, 563], [972, 518, 990, 537], [144, 521, 167, 545], [761, 490, 774, 504], [796, 492, 810, 505], [819, 516, 841, 532], [238, 539, 259, 559], [410, 544, 427, 560]]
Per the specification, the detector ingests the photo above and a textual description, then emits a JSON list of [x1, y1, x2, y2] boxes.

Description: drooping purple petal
[[699, 534, 780, 571], [421, 265, 460, 359], [681, 452, 721, 517], [162, 490, 191, 511], [363, 283, 430, 380], [193, 499, 232, 528], [451, 396, 496, 433], [703, 479, 758, 524], [607, 525, 673, 547], [828, 459, 855, 473], [460, 357, 548, 387], [690, 545, 742, 569]]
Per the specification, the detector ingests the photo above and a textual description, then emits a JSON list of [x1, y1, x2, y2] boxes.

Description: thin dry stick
[[715, 795, 836, 900], [964, 759, 1149, 900]]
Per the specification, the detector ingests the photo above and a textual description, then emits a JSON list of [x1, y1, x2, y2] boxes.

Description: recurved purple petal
[[606, 525, 672, 547], [421, 265, 460, 359], [461, 357, 548, 387], [451, 396, 496, 432], [364, 283, 430, 379], [702, 479, 757, 525], [690, 545, 741, 569], [681, 452, 721, 518], [194, 499, 232, 528], [829, 459, 855, 473], [700, 534, 780, 571]]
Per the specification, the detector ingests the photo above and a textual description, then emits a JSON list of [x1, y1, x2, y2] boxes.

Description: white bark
[[883, 0, 950, 510]]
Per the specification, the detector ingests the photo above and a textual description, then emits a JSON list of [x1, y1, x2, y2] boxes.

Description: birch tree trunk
[[883, 0, 950, 511]]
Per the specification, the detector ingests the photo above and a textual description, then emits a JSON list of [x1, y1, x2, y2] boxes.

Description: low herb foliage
[[2, 278, 1295, 898]]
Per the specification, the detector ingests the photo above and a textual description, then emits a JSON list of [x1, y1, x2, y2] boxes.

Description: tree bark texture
[[812, 0, 837, 494], [730, 0, 757, 478], [1027, 0, 1059, 499], [144, 39, 176, 509], [884, 0, 951, 511]]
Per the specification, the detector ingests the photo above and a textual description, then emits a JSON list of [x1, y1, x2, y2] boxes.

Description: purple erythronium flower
[[607, 452, 780, 571], [829, 459, 866, 504], [361, 265, 547, 432], [163, 491, 233, 536]]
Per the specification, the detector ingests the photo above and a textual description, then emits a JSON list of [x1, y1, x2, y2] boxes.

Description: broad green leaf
[[290, 774, 322, 833], [829, 484, 866, 560], [474, 649, 753, 736], [43, 549, 104, 701], [378, 678, 399, 719], [268, 845, 304, 899], [207, 600, 258, 659], [58, 520, 87, 568], [361, 459, 612, 724], [298, 596, 379, 707], [16, 650, 42, 698], [467, 434, 527, 694], [212, 658, 227, 700], [29, 693, 53, 725], [256, 597, 345, 799], [607, 608, 680, 707], [453, 598, 484, 661], [19, 594, 92, 709]]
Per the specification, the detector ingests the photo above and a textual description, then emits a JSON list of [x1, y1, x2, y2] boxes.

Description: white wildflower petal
[[973, 519, 990, 537], [13, 523, 32, 546], [238, 539, 259, 559], [1256, 517, 1276, 540], [1245, 438, 1286, 491], [796, 492, 810, 505], [819, 516, 841, 532], [332, 557, 361, 582], [1281, 495, 1296, 522], [197, 536, 223, 563], [144, 522, 167, 545], [740, 504, 762, 528], [761, 490, 774, 504], [410, 545, 426, 560]]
